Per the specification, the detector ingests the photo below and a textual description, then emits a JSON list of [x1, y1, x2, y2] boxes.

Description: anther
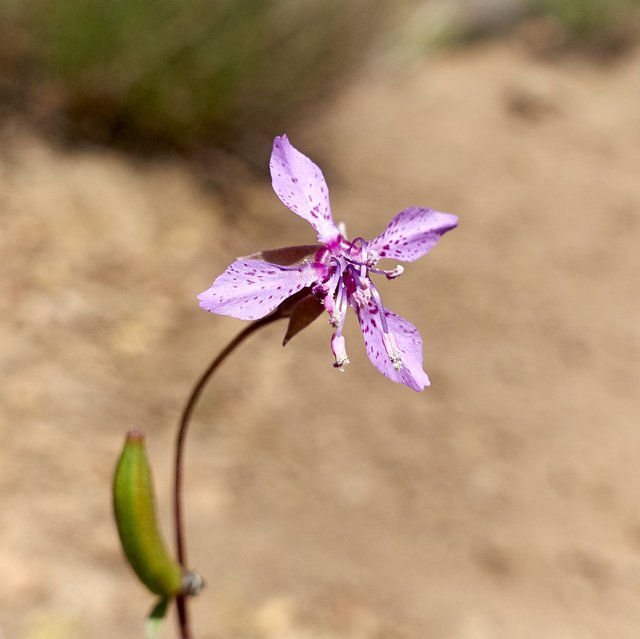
[[331, 334, 350, 372], [385, 265, 404, 280], [368, 264, 404, 279], [382, 333, 403, 371]]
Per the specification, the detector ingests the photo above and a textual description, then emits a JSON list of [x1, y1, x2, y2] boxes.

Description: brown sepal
[[266, 288, 324, 346], [241, 244, 321, 266], [282, 291, 324, 346]]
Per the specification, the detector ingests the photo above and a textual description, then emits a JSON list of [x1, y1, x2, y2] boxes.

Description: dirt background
[[1, 38, 640, 638]]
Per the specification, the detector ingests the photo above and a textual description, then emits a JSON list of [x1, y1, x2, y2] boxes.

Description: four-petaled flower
[[198, 135, 457, 391]]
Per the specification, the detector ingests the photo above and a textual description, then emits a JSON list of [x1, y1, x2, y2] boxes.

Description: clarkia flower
[[198, 135, 457, 391]]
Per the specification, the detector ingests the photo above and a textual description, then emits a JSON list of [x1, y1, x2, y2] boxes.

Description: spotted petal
[[198, 259, 317, 321], [369, 207, 458, 263], [356, 302, 430, 391], [270, 135, 341, 245]]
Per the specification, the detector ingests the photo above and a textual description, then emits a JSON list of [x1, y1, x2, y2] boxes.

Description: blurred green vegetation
[[408, 0, 640, 53], [0, 0, 638, 152], [0, 0, 386, 150], [531, 0, 640, 47]]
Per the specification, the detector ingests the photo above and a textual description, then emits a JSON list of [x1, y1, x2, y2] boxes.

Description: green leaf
[[145, 597, 171, 639]]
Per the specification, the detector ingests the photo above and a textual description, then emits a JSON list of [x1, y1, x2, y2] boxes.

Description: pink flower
[[198, 135, 457, 391]]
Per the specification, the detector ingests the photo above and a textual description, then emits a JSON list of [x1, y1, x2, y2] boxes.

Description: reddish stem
[[173, 314, 284, 639]]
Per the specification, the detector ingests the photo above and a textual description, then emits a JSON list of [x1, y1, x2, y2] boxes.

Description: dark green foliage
[[1, 0, 385, 149]]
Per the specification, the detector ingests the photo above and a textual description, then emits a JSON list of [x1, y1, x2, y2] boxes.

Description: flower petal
[[198, 259, 317, 321], [270, 135, 340, 245], [356, 302, 430, 391], [369, 207, 458, 263]]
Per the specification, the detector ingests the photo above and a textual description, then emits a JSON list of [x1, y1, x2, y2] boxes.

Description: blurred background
[[1, 1, 640, 637]]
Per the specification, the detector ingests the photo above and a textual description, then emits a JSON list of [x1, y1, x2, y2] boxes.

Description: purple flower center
[[311, 235, 404, 372]]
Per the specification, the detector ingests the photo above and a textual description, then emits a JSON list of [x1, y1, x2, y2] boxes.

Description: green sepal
[[113, 430, 183, 597], [145, 597, 172, 639]]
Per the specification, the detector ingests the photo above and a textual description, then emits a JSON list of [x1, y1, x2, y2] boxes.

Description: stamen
[[355, 238, 370, 278], [314, 258, 343, 322], [350, 269, 372, 307], [369, 264, 404, 280], [350, 237, 367, 251], [342, 255, 366, 267], [331, 280, 349, 329], [330, 282, 344, 327], [360, 277, 389, 334], [382, 333, 403, 371], [323, 293, 335, 316], [367, 248, 380, 264], [342, 249, 379, 270], [331, 334, 350, 371]]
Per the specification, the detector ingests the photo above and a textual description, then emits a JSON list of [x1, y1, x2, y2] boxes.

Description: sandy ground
[[1, 39, 640, 639]]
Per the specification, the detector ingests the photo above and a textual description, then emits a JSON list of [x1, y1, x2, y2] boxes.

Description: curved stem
[[173, 314, 285, 639]]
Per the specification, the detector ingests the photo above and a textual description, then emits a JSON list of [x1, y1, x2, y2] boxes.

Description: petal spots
[[369, 207, 458, 263], [270, 135, 341, 246], [356, 301, 430, 391], [198, 259, 317, 321]]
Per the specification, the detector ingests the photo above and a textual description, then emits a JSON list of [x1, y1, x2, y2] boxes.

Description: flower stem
[[173, 314, 285, 639]]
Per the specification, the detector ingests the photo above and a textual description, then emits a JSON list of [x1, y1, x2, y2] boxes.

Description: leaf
[[145, 597, 171, 639]]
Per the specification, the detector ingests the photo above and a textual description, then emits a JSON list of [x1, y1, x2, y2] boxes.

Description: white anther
[[382, 333, 403, 371], [385, 265, 404, 280], [333, 356, 350, 372]]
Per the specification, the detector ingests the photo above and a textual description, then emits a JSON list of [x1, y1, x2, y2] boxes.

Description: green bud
[[113, 430, 183, 597]]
